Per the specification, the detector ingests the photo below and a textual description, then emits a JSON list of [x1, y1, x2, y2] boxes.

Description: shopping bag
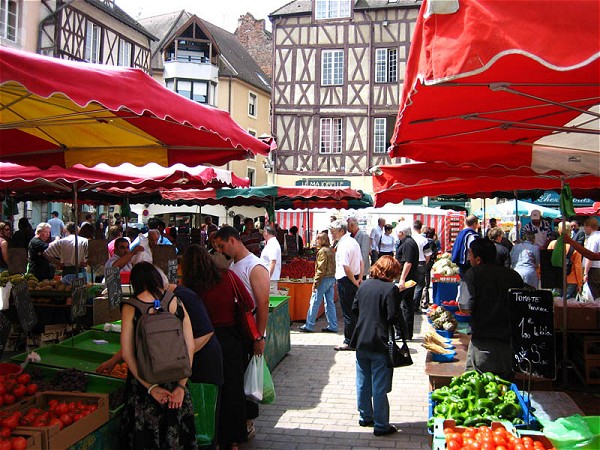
[[244, 355, 264, 402], [261, 357, 276, 404], [188, 382, 218, 446]]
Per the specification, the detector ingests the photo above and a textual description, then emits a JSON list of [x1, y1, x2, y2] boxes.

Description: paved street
[[244, 306, 432, 449]]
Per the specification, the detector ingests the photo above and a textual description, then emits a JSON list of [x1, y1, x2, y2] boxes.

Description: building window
[[375, 48, 397, 83], [315, 0, 351, 19], [174, 80, 208, 104], [320, 118, 342, 154], [85, 21, 101, 63], [374, 117, 396, 154], [321, 50, 344, 86], [118, 39, 132, 67], [247, 168, 255, 186], [0, 0, 17, 41], [248, 92, 257, 117]]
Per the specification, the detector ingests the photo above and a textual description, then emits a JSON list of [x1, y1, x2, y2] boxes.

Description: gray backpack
[[123, 290, 191, 384]]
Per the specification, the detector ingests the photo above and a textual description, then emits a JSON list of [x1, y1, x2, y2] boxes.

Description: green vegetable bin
[[58, 329, 121, 355]]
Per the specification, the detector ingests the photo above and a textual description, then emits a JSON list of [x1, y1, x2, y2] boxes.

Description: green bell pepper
[[482, 372, 495, 384], [469, 377, 485, 398], [463, 416, 485, 427], [455, 384, 472, 399], [475, 398, 495, 412], [431, 386, 451, 402], [494, 374, 512, 386], [494, 402, 521, 420], [434, 403, 449, 416], [487, 392, 501, 405], [503, 389, 518, 403], [484, 381, 498, 394]]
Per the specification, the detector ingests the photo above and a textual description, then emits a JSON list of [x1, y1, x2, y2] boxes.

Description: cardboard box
[[553, 299, 600, 330], [13, 429, 43, 450], [13, 391, 109, 450]]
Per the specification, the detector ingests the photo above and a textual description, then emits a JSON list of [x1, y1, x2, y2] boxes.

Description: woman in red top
[[182, 244, 254, 450]]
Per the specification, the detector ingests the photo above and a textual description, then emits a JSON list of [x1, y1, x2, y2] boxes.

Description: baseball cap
[[530, 210, 541, 220]]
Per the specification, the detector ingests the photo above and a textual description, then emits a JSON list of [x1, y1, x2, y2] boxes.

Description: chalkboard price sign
[[167, 259, 178, 284], [509, 289, 556, 379], [0, 312, 12, 359], [11, 281, 38, 333], [104, 267, 122, 308], [71, 276, 88, 321]]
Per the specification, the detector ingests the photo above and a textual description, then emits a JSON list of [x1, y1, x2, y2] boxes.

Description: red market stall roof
[[0, 47, 270, 168], [0, 162, 249, 202], [389, 0, 600, 176], [372, 163, 600, 207]]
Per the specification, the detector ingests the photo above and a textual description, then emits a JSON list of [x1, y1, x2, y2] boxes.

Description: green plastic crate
[[269, 295, 289, 310], [58, 330, 121, 355], [11, 344, 120, 377]]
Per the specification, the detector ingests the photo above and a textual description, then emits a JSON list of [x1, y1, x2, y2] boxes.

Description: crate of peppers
[[428, 370, 540, 432]]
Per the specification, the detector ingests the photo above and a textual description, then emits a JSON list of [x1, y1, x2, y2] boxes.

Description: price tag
[[11, 281, 38, 333], [509, 289, 556, 379], [71, 276, 88, 321], [104, 266, 122, 308], [167, 259, 178, 284]]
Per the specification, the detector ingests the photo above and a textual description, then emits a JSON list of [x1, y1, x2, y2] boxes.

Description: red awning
[[0, 47, 270, 168], [389, 0, 600, 176]]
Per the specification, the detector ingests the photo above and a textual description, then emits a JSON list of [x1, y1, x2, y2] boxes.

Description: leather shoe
[[374, 425, 397, 436], [334, 344, 354, 351], [359, 420, 374, 427], [298, 326, 313, 333], [321, 327, 338, 333]]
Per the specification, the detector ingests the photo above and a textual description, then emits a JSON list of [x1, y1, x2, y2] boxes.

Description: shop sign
[[529, 191, 594, 207], [295, 178, 351, 187]]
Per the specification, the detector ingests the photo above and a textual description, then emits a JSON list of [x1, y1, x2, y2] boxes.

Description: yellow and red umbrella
[[0, 47, 269, 168]]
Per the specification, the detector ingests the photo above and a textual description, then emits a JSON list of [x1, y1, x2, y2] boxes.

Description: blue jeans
[[356, 350, 393, 431], [304, 276, 337, 331]]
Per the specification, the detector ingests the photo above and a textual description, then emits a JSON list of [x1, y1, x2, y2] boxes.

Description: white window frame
[[320, 118, 343, 154], [247, 167, 256, 186], [85, 21, 101, 63], [173, 79, 209, 104], [118, 39, 132, 67], [315, 0, 351, 20], [375, 48, 398, 83], [321, 49, 344, 86], [248, 92, 257, 118], [374, 118, 387, 153], [0, 0, 17, 41]]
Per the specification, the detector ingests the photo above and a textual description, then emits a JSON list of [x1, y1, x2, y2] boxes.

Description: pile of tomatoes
[[281, 258, 315, 279], [442, 300, 459, 307], [17, 399, 98, 430], [0, 412, 28, 449], [444, 425, 556, 450], [0, 373, 38, 407]]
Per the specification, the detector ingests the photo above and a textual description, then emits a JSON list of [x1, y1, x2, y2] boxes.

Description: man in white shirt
[[369, 218, 385, 266], [106, 237, 144, 272], [583, 217, 600, 299], [43, 222, 88, 277], [260, 226, 282, 293], [48, 211, 65, 241], [330, 220, 363, 351], [411, 220, 431, 311]]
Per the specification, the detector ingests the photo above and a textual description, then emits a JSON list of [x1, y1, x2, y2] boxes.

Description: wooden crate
[[575, 358, 600, 385]]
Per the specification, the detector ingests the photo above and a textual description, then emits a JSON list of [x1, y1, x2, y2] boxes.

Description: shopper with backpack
[[120, 262, 197, 449]]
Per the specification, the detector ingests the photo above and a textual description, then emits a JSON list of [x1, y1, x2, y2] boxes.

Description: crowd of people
[[1, 208, 599, 444]]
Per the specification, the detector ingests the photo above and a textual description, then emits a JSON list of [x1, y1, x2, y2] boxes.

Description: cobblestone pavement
[[243, 305, 432, 450]]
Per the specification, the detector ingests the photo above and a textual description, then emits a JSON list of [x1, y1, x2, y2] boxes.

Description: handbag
[[387, 324, 413, 368], [228, 272, 262, 341]]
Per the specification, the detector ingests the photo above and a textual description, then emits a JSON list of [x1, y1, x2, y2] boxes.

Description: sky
[[116, 0, 289, 33]]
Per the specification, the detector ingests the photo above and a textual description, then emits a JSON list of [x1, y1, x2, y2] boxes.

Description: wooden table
[[425, 332, 470, 390]]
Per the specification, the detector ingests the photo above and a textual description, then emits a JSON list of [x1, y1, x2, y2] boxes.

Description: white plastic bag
[[131, 234, 153, 265], [581, 283, 595, 302], [244, 355, 264, 402], [1, 282, 12, 310]]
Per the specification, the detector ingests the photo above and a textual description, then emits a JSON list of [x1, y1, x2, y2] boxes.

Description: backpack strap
[[122, 297, 153, 315], [159, 288, 176, 310]]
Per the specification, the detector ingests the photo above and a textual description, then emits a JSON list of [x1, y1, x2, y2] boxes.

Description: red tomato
[[0, 428, 10, 439], [25, 384, 37, 396], [55, 403, 69, 415], [59, 414, 72, 427], [48, 418, 63, 430], [72, 413, 84, 421], [447, 440, 461, 450], [16, 374, 31, 385], [0, 385, 5, 396], [0, 440, 11, 450], [68, 402, 76, 411], [10, 436, 27, 450], [12, 385, 25, 399], [2, 395, 14, 406], [31, 419, 46, 428], [0, 417, 17, 431]]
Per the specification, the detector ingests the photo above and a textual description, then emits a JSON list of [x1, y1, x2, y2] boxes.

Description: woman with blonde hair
[[547, 222, 583, 299], [299, 232, 337, 332], [350, 255, 401, 436]]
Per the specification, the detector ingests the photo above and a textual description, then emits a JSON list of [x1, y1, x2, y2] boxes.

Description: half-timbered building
[[269, 0, 420, 191]]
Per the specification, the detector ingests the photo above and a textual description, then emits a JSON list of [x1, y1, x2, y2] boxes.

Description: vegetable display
[[0, 373, 38, 407], [432, 253, 459, 276], [280, 257, 315, 279], [423, 330, 454, 355], [429, 305, 458, 332], [443, 424, 556, 450], [17, 400, 98, 429], [429, 371, 526, 429]]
